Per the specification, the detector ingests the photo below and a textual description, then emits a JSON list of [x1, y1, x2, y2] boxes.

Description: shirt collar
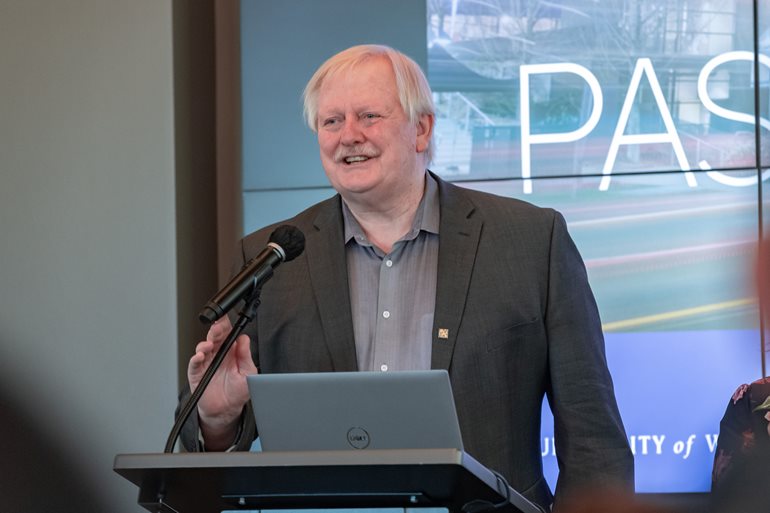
[[342, 172, 440, 245]]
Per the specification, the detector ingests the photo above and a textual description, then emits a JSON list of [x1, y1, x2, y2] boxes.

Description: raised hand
[[187, 316, 258, 449]]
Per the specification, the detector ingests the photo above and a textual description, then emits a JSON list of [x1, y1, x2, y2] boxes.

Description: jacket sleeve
[[544, 211, 634, 502], [175, 384, 257, 452]]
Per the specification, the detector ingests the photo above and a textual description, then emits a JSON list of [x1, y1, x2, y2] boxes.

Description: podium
[[114, 448, 543, 513]]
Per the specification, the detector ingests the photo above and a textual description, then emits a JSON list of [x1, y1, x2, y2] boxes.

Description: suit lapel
[[305, 196, 358, 371], [431, 176, 483, 370]]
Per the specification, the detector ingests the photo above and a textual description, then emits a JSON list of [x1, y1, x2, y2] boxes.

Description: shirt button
[[380, 364, 388, 372], [385, 259, 393, 267], [382, 310, 390, 319]]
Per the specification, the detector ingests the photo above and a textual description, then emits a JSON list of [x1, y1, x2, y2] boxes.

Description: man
[[179, 44, 633, 510]]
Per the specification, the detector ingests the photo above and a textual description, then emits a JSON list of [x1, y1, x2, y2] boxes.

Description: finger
[[218, 315, 233, 331], [190, 341, 215, 369], [188, 339, 216, 383], [206, 323, 223, 343], [206, 317, 233, 345], [234, 335, 258, 374], [187, 351, 208, 388], [193, 340, 214, 355]]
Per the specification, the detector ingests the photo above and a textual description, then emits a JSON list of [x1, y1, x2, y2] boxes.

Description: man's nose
[[340, 118, 364, 145]]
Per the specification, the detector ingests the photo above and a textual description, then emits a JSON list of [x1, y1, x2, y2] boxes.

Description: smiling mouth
[[343, 155, 371, 164]]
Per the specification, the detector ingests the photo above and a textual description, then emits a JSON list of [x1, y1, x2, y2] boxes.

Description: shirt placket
[[372, 246, 399, 372]]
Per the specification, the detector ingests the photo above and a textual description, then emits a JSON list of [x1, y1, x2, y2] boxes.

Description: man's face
[[315, 57, 432, 205]]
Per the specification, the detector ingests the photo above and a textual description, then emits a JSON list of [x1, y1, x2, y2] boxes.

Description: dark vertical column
[[173, 0, 219, 389]]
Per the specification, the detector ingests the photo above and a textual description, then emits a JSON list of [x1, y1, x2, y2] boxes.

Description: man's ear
[[415, 113, 434, 153]]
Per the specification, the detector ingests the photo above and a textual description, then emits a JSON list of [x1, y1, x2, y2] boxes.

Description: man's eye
[[322, 118, 339, 127], [362, 113, 380, 120]]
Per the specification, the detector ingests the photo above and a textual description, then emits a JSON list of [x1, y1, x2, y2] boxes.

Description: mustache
[[334, 146, 380, 162]]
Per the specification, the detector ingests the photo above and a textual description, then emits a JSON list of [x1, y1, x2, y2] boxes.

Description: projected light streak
[[460, 181, 757, 221], [698, 159, 770, 187], [561, 195, 741, 219], [554, 185, 760, 217], [652, 307, 757, 331], [584, 240, 753, 269], [602, 298, 754, 332], [569, 202, 754, 228]]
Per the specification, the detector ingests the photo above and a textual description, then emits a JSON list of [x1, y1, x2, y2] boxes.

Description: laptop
[[247, 370, 463, 451]]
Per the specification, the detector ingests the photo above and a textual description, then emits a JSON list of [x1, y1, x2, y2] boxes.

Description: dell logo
[[347, 427, 370, 449]]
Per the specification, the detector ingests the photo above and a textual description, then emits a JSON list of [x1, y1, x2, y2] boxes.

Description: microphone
[[198, 225, 305, 324]]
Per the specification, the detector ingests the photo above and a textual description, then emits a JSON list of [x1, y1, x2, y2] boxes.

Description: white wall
[[0, 1, 177, 510]]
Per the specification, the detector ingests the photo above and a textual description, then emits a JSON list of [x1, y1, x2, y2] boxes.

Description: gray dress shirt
[[342, 174, 440, 372]]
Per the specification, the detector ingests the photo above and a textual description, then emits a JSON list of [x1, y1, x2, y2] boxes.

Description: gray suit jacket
[[179, 173, 633, 510]]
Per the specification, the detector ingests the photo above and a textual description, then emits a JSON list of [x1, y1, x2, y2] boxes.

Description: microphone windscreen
[[269, 225, 305, 262]]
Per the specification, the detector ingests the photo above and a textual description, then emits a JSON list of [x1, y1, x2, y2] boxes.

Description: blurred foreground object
[[0, 387, 106, 513]]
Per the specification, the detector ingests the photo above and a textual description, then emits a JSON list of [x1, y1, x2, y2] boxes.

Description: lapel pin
[[438, 328, 449, 340]]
